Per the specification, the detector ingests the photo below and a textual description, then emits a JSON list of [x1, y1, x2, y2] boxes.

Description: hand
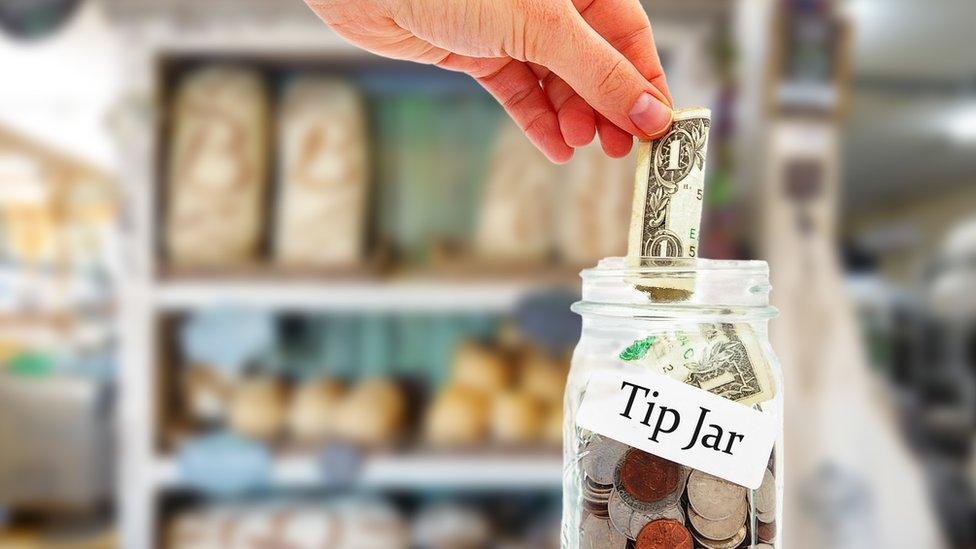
[[305, 0, 673, 163]]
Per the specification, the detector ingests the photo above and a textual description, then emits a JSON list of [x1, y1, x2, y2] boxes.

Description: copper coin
[[634, 519, 693, 549], [617, 449, 682, 504], [757, 520, 777, 543]]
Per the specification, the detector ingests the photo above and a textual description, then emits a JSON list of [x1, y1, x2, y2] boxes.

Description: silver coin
[[690, 525, 747, 549], [608, 489, 636, 539], [579, 513, 627, 549], [755, 545, 774, 549], [687, 498, 747, 541], [581, 437, 629, 485], [686, 470, 747, 521], [757, 507, 776, 523], [629, 503, 685, 540], [755, 469, 776, 514]]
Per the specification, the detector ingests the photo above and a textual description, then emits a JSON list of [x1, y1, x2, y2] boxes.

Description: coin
[[690, 525, 746, 549], [757, 520, 777, 543], [634, 519, 693, 549], [686, 470, 747, 521], [757, 508, 775, 523], [608, 489, 685, 540], [583, 475, 613, 517], [615, 449, 683, 504], [582, 437, 629, 485], [580, 513, 628, 549], [755, 545, 774, 549], [686, 498, 747, 541], [755, 468, 775, 514]]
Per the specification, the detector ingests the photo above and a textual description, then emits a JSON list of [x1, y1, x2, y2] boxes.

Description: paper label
[[577, 367, 776, 489]]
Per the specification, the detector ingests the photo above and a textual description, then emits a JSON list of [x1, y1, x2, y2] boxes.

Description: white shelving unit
[[114, 24, 566, 549]]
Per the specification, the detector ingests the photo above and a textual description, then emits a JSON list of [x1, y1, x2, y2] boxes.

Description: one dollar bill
[[627, 107, 711, 299], [618, 323, 776, 406]]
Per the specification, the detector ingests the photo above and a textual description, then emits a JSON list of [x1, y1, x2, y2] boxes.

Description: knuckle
[[596, 58, 630, 98], [502, 85, 536, 111]]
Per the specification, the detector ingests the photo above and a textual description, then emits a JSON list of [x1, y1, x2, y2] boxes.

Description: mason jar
[[562, 258, 784, 549]]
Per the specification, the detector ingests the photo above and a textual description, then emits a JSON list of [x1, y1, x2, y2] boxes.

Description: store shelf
[[152, 279, 569, 313], [153, 453, 563, 491]]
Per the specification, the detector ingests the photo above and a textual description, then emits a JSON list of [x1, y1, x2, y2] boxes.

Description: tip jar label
[[577, 368, 776, 489]]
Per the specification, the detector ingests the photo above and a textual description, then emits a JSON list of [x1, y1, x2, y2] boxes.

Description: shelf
[[153, 453, 563, 491], [152, 279, 573, 313]]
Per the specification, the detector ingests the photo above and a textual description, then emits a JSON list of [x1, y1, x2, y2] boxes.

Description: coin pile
[[579, 435, 778, 548]]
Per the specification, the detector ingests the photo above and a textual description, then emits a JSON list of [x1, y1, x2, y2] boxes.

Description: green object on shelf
[[8, 352, 56, 377]]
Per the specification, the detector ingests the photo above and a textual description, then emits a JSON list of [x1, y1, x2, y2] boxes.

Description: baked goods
[[332, 378, 407, 446], [424, 383, 490, 446], [287, 378, 346, 444], [452, 341, 511, 394], [556, 144, 633, 264], [475, 122, 560, 260], [227, 377, 287, 440], [182, 363, 234, 424], [165, 66, 269, 267], [519, 350, 568, 407], [275, 78, 369, 267], [490, 391, 544, 444]]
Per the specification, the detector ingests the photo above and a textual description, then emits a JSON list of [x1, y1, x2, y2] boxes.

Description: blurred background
[[0, 0, 973, 547]]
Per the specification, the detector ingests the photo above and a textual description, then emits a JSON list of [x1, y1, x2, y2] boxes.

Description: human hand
[[304, 0, 673, 163]]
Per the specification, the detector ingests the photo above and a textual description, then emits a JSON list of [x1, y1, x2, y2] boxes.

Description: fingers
[[528, 6, 673, 140], [573, 0, 672, 105], [596, 114, 634, 158], [529, 64, 596, 147], [465, 58, 574, 164]]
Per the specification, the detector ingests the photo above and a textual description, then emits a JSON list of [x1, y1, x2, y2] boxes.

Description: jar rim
[[580, 257, 768, 279]]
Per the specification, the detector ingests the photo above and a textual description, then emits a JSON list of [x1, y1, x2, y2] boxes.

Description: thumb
[[529, 11, 672, 139]]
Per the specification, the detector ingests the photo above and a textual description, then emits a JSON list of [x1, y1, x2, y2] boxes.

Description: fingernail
[[629, 92, 673, 137]]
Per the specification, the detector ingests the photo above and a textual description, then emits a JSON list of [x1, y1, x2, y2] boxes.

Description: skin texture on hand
[[305, 0, 674, 163]]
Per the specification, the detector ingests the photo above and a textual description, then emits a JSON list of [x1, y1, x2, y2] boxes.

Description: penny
[[757, 520, 777, 543], [582, 437, 629, 485], [686, 498, 747, 541], [690, 525, 746, 549], [580, 513, 628, 549], [634, 519, 693, 549], [755, 469, 775, 514], [686, 470, 747, 521], [616, 449, 682, 504]]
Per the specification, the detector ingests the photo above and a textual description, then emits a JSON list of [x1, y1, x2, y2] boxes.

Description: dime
[[686, 498, 747, 541], [634, 519, 693, 549], [755, 469, 776, 514], [582, 436, 629, 485], [615, 449, 683, 505], [686, 470, 747, 521], [579, 514, 627, 549], [757, 520, 777, 543], [690, 525, 746, 549], [757, 508, 776, 523]]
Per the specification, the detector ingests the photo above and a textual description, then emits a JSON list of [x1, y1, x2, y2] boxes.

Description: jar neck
[[575, 258, 778, 323]]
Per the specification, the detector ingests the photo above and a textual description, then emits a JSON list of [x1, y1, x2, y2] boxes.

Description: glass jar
[[562, 258, 784, 549]]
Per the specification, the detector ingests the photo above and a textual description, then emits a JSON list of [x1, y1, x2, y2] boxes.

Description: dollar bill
[[618, 323, 776, 406], [626, 107, 711, 300]]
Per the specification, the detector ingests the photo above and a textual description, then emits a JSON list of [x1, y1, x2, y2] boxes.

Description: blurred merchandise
[[275, 78, 369, 268], [163, 494, 560, 549], [475, 123, 558, 263], [0, 373, 112, 508], [165, 66, 270, 268]]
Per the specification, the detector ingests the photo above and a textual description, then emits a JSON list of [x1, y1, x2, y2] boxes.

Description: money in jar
[[562, 258, 783, 549]]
